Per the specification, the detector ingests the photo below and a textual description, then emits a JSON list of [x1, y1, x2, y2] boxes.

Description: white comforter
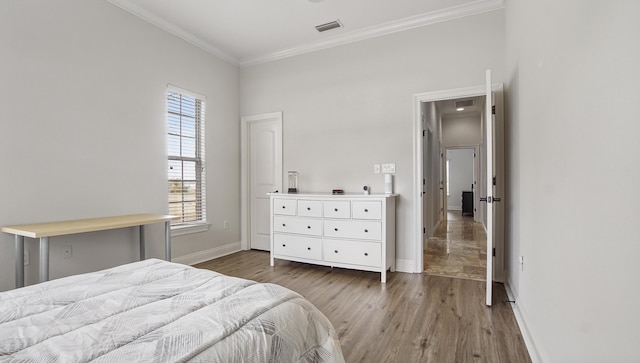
[[0, 259, 344, 362]]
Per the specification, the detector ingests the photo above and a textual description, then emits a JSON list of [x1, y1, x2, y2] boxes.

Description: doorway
[[240, 112, 283, 251], [444, 147, 476, 221], [425, 102, 486, 281], [413, 78, 505, 304]]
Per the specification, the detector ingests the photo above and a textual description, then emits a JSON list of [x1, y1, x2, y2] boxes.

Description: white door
[[485, 70, 494, 306], [246, 113, 282, 251]]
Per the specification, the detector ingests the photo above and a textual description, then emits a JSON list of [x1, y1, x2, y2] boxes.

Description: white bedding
[[0, 259, 344, 362]]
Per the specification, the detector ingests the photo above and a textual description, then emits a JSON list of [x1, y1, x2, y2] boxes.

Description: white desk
[[2, 214, 177, 288]]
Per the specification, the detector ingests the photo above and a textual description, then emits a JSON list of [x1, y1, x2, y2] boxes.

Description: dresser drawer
[[273, 216, 322, 236], [297, 200, 322, 217], [273, 234, 322, 260], [323, 240, 381, 268], [352, 201, 382, 220], [273, 198, 297, 216], [323, 201, 351, 219], [323, 220, 382, 240]]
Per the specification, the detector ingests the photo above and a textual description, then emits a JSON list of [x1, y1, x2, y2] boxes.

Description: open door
[[485, 70, 495, 306]]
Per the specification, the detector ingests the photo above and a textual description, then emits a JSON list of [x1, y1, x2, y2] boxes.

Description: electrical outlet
[[63, 245, 72, 259], [223, 220, 229, 230], [374, 164, 380, 174]]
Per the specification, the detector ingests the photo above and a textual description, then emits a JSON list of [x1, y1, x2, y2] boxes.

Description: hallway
[[424, 210, 487, 280]]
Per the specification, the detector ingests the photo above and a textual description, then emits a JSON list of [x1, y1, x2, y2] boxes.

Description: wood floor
[[195, 251, 531, 363]]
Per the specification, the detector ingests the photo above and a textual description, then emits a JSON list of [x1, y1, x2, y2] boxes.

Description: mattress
[[0, 259, 344, 362]]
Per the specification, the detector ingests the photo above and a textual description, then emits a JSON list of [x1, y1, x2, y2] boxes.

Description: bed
[[0, 259, 345, 362]]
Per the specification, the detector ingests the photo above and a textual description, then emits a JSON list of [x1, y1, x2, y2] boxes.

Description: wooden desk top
[[1, 214, 178, 238]]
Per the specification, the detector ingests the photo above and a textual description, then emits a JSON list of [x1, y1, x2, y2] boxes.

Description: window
[[167, 86, 206, 227]]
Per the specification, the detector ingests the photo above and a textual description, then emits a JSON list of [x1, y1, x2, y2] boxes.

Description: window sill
[[171, 222, 210, 237]]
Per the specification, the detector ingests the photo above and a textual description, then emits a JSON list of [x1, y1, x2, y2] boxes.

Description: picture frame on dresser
[[268, 192, 397, 283]]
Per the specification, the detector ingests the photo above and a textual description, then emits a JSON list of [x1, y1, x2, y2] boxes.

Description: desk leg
[[15, 235, 24, 288], [165, 221, 171, 262], [39, 237, 49, 283], [139, 225, 146, 261]]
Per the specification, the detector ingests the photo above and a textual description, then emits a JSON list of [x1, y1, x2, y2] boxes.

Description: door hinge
[[423, 227, 426, 234], [423, 178, 426, 185], [492, 105, 496, 115], [423, 130, 426, 137], [493, 176, 497, 186], [492, 248, 496, 257]]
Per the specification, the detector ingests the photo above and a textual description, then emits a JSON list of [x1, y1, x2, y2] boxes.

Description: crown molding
[[106, 0, 504, 68], [106, 0, 240, 66], [240, 0, 504, 67]]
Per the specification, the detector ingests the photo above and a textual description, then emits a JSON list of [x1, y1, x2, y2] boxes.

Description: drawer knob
[[334, 228, 338, 231], [307, 226, 311, 229], [307, 207, 311, 210], [334, 208, 338, 212], [364, 252, 369, 256], [282, 223, 286, 227], [364, 209, 368, 212], [334, 250, 338, 253], [282, 244, 286, 247], [307, 247, 311, 250], [282, 206, 286, 209], [364, 229, 368, 233]]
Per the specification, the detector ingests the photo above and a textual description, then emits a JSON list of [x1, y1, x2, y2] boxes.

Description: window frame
[[167, 85, 208, 235]]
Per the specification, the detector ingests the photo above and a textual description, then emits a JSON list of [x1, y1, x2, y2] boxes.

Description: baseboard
[[395, 259, 415, 273], [172, 242, 241, 266], [504, 279, 542, 363]]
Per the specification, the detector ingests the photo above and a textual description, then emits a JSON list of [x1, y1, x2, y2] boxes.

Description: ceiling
[[438, 96, 485, 118], [106, 0, 504, 66]]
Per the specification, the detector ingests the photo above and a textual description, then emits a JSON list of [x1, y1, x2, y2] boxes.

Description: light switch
[[382, 163, 396, 173], [374, 164, 381, 174]]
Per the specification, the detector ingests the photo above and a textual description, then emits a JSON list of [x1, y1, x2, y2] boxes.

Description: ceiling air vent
[[315, 20, 342, 33], [454, 99, 474, 108]]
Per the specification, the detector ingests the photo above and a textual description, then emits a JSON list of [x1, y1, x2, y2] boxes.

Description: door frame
[[412, 84, 504, 279], [240, 111, 283, 250], [442, 146, 479, 219]]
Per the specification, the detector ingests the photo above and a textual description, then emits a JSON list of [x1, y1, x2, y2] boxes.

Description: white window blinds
[[167, 86, 206, 225]]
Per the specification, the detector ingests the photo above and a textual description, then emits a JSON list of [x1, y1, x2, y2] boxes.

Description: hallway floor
[[424, 210, 487, 280]]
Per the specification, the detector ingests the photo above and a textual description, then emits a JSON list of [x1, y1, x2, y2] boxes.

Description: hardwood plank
[[195, 251, 531, 363]]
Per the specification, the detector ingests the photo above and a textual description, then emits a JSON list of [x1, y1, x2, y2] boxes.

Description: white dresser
[[268, 193, 397, 283]]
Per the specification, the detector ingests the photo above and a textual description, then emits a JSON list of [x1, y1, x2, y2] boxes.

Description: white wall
[[505, 0, 640, 361], [441, 113, 482, 147], [446, 149, 474, 210], [241, 10, 505, 270], [0, 0, 240, 291]]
